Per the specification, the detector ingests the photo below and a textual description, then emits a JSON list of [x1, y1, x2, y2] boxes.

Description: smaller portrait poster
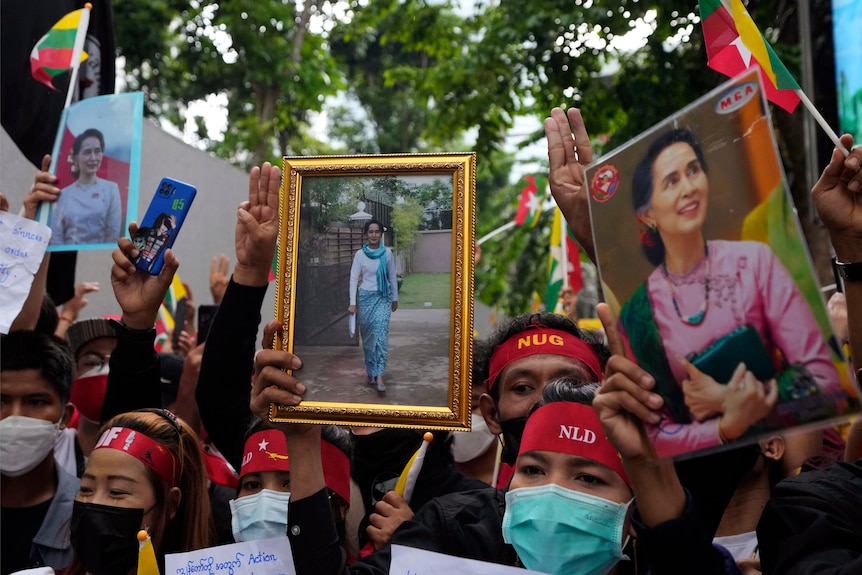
[[37, 92, 143, 252], [586, 69, 860, 460]]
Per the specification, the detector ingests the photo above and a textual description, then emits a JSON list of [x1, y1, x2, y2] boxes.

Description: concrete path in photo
[[293, 308, 452, 407]]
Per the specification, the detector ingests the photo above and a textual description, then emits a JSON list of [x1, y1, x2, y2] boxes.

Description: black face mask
[[499, 416, 528, 466], [71, 501, 144, 575]]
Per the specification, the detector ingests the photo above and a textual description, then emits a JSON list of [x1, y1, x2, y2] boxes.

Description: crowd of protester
[[1, 108, 861, 575]]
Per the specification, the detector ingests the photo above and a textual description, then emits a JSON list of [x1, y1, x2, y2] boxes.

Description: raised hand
[[544, 107, 596, 261], [209, 253, 231, 304], [60, 282, 100, 322], [23, 154, 61, 220], [110, 223, 179, 330], [234, 163, 280, 286], [812, 134, 862, 261]]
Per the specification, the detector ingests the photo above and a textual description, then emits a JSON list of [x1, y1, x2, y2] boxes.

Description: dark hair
[[478, 313, 609, 402], [0, 330, 74, 403], [536, 379, 601, 409], [72, 128, 105, 155], [632, 128, 708, 266], [363, 219, 383, 234], [35, 293, 59, 336], [154, 213, 174, 231]]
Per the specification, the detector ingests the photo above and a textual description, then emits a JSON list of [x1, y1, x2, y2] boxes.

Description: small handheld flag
[[137, 530, 160, 575], [514, 176, 545, 228], [30, 5, 91, 91], [394, 432, 433, 505], [699, 0, 800, 113], [699, 0, 849, 153]]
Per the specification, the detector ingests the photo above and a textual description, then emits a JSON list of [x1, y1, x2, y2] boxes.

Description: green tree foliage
[[113, 0, 828, 314], [114, 0, 342, 167], [390, 198, 424, 267], [326, 0, 466, 153]]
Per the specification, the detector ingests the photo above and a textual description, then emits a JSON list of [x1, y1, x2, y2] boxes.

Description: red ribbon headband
[[240, 429, 351, 504], [486, 327, 602, 390], [518, 402, 630, 487], [94, 427, 180, 487]]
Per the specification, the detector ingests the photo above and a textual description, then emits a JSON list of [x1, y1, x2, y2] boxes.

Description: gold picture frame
[[270, 153, 476, 430]]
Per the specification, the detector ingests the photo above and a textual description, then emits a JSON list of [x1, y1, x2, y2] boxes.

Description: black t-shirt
[[1, 498, 52, 574]]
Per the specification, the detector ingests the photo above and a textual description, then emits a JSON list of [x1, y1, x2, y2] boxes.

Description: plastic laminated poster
[[36, 92, 144, 252], [585, 68, 860, 461]]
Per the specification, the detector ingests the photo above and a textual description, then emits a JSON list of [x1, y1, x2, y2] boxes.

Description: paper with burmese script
[[584, 68, 860, 461], [165, 536, 295, 575], [389, 545, 548, 574], [0, 211, 51, 334]]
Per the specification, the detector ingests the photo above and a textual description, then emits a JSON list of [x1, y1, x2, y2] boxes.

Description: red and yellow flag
[[514, 175, 546, 228], [30, 7, 90, 90], [699, 0, 800, 113]]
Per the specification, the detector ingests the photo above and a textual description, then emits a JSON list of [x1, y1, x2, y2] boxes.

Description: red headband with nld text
[[519, 402, 630, 487], [485, 326, 602, 390], [94, 427, 180, 486]]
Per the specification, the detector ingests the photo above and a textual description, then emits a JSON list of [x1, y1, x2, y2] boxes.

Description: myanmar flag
[[699, 0, 800, 113], [545, 208, 583, 313], [514, 175, 546, 228], [30, 8, 89, 90]]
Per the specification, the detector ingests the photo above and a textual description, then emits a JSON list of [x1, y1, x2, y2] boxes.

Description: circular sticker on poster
[[590, 164, 620, 203]]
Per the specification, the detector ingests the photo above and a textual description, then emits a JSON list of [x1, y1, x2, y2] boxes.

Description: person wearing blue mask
[[249, 346, 744, 575], [230, 424, 352, 546]]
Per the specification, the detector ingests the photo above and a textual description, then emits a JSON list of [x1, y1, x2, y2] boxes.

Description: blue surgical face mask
[[229, 489, 291, 542], [502, 483, 631, 575]]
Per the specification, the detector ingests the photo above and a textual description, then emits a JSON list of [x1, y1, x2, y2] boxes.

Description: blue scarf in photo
[[362, 243, 391, 300]]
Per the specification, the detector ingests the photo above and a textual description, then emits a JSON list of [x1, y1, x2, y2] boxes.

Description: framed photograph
[[37, 92, 143, 252], [271, 153, 476, 430], [586, 69, 860, 460]]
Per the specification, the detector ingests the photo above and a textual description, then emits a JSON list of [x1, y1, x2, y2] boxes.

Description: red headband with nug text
[[485, 326, 602, 390], [519, 402, 630, 487], [94, 427, 180, 486]]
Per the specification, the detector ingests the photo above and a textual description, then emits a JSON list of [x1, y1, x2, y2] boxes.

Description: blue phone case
[[132, 178, 196, 274]]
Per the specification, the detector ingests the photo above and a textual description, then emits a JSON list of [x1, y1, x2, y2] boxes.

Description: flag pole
[[795, 88, 850, 157], [62, 3, 92, 109], [559, 207, 569, 291], [478, 200, 558, 246]]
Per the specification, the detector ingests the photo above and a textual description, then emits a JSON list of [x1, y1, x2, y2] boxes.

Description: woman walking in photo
[[348, 219, 399, 394]]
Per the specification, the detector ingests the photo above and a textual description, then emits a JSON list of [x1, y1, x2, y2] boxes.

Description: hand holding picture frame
[[585, 69, 860, 460], [270, 153, 476, 430]]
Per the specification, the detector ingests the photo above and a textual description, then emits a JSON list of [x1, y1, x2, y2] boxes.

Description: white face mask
[[451, 413, 497, 463], [0, 415, 62, 477], [229, 489, 291, 542]]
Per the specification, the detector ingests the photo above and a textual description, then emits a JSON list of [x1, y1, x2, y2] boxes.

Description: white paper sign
[[165, 536, 295, 575], [0, 211, 51, 334], [389, 545, 549, 575]]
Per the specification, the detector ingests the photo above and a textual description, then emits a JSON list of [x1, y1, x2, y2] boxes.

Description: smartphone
[[197, 304, 218, 345], [171, 297, 188, 349], [132, 178, 197, 274]]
